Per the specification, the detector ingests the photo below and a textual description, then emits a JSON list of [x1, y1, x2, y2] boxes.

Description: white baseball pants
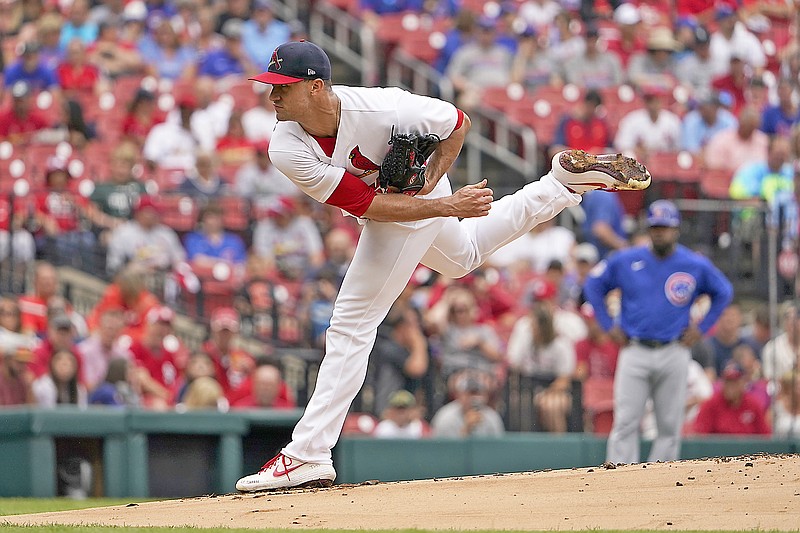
[[282, 173, 581, 463]]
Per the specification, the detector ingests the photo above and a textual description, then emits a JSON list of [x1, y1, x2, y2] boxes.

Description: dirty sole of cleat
[[560, 150, 651, 190], [239, 478, 334, 493]]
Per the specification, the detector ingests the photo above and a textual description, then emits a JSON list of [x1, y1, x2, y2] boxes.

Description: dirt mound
[[5, 454, 799, 530]]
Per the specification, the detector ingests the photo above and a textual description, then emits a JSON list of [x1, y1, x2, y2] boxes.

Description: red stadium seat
[[646, 151, 701, 184], [157, 194, 198, 232], [481, 86, 534, 114], [217, 196, 251, 232], [699, 168, 734, 200], [506, 97, 570, 147], [644, 151, 701, 202], [225, 81, 260, 112]]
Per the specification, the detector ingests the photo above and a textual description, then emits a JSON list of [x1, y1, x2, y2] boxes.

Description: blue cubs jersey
[[583, 244, 733, 342]]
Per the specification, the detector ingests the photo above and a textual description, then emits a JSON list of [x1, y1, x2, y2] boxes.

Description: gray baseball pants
[[606, 341, 690, 464]]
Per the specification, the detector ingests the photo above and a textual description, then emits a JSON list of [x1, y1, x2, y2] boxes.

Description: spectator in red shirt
[[126, 305, 181, 409], [33, 155, 96, 261], [87, 264, 161, 339], [550, 89, 613, 160], [231, 360, 297, 409], [121, 88, 162, 147], [712, 55, 750, 117], [202, 307, 255, 403], [57, 38, 106, 98], [216, 110, 255, 166], [0, 81, 50, 144], [28, 311, 81, 380], [574, 303, 618, 382], [88, 21, 144, 79], [604, 3, 646, 69], [693, 362, 771, 435], [19, 261, 65, 337], [0, 347, 34, 406]]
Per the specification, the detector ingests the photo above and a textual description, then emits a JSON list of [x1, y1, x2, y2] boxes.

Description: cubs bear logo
[[348, 146, 379, 177], [664, 272, 696, 306]]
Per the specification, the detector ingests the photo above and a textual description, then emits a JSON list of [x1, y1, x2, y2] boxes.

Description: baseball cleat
[[236, 453, 336, 492], [551, 149, 651, 194]]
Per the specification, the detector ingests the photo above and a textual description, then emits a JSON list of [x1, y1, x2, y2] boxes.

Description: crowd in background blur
[[0, 0, 799, 440]]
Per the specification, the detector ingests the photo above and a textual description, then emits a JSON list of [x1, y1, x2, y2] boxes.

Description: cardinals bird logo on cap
[[269, 49, 283, 70]]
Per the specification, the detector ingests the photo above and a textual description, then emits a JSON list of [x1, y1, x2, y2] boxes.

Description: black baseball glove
[[377, 130, 440, 196]]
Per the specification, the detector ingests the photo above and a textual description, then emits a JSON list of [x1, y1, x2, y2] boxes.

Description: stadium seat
[[342, 412, 379, 435], [217, 196, 251, 232], [148, 167, 186, 193], [225, 81, 260, 112], [481, 85, 533, 114], [506, 97, 570, 148], [157, 195, 198, 232], [699, 168, 734, 200], [395, 30, 442, 64], [113, 75, 147, 105], [645, 151, 702, 202]]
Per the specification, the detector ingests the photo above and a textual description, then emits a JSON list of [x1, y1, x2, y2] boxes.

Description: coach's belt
[[632, 338, 676, 349]]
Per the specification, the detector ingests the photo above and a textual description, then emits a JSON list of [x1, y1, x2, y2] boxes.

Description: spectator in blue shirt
[[59, 0, 99, 49], [3, 41, 59, 92], [436, 10, 476, 72], [360, 0, 423, 16], [184, 202, 247, 266], [761, 79, 800, 137], [730, 135, 794, 203], [196, 19, 255, 79], [145, 0, 178, 26], [242, 0, 291, 70], [681, 89, 737, 154], [580, 190, 628, 259], [138, 17, 197, 80]]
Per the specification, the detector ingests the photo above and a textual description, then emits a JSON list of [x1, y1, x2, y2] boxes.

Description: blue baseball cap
[[647, 200, 680, 228], [250, 40, 331, 85]]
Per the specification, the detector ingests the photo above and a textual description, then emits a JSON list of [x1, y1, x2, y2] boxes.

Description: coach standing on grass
[[584, 200, 733, 464]]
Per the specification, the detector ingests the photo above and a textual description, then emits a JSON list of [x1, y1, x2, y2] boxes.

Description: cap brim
[[212, 320, 239, 331], [648, 220, 680, 228], [249, 71, 305, 85]]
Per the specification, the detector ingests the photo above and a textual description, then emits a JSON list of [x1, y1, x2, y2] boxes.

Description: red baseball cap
[[529, 278, 557, 302], [267, 195, 297, 217], [250, 41, 331, 85], [135, 194, 160, 214], [210, 307, 240, 332]]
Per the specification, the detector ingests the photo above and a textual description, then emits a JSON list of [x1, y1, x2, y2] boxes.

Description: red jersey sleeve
[[324, 171, 377, 218]]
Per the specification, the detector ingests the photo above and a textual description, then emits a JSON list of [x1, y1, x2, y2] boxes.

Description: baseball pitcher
[[237, 40, 651, 491]]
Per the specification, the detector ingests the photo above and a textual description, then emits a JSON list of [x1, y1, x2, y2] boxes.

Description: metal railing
[[309, 1, 378, 86], [307, 1, 541, 183]]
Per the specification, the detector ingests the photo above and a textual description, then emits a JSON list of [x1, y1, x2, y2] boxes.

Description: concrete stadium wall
[[0, 407, 796, 498]]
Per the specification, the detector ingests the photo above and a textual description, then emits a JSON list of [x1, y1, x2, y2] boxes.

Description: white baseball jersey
[[268, 86, 462, 214]]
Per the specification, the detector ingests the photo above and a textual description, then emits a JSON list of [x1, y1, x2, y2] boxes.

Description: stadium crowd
[[0, 0, 799, 441]]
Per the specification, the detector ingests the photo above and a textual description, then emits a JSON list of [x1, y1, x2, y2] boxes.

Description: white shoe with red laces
[[551, 149, 651, 194], [235, 453, 336, 492]]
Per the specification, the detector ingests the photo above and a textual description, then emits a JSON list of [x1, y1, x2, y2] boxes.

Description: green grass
[[0, 498, 151, 517]]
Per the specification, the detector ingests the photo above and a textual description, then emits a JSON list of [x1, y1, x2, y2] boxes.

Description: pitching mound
[[5, 454, 799, 531]]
